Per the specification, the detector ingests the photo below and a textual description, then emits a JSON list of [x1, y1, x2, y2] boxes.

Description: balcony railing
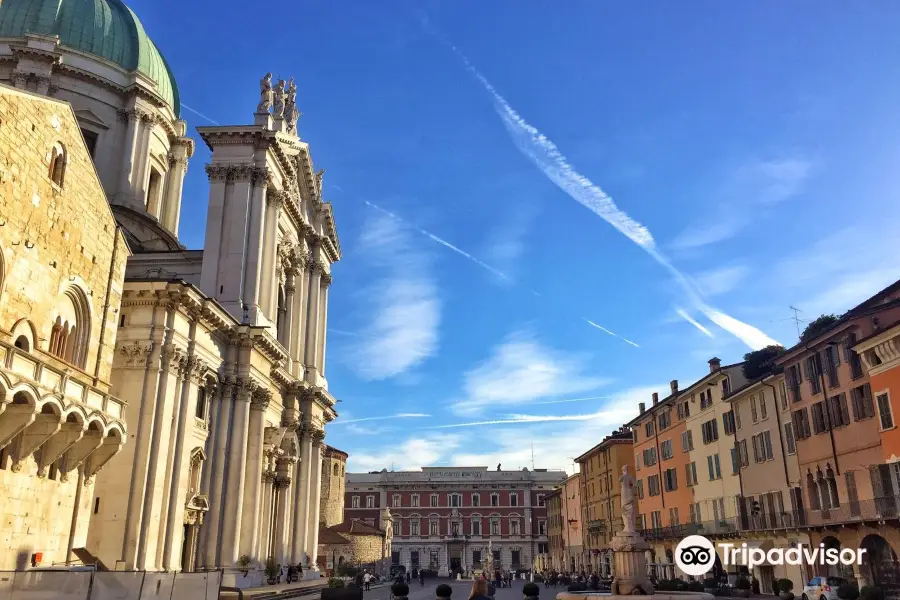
[[587, 519, 606, 531], [739, 497, 900, 532], [638, 523, 702, 540]]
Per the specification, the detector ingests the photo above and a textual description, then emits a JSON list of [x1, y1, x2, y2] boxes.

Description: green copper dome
[[0, 0, 180, 117]]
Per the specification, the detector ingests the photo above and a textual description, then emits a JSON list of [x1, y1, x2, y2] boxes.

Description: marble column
[[133, 114, 154, 207], [117, 110, 139, 200], [162, 155, 188, 233], [306, 430, 325, 564], [274, 464, 292, 564], [259, 465, 275, 560], [303, 261, 322, 381], [242, 174, 268, 324], [289, 260, 310, 378], [220, 378, 255, 565], [316, 276, 330, 376], [260, 195, 283, 320], [199, 166, 230, 297], [161, 357, 205, 569], [201, 377, 233, 567], [282, 270, 297, 356], [241, 390, 269, 558], [292, 426, 312, 563]]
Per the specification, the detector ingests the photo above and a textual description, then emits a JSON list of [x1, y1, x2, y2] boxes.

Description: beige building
[[683, 359, 747, 538], [0, 0, 342, 587], [728, 373, 810, 592], [0, 84, 130, 570]]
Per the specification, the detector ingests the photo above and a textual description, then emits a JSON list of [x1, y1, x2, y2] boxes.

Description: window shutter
[[764, 431, 774, 460], [751, 395, 758, 422]]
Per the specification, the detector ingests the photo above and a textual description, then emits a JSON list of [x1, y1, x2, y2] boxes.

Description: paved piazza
[[365, 580, 564, 600]]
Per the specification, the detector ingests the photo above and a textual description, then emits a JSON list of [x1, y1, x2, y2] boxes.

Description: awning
[[716, 540, 775, 567]]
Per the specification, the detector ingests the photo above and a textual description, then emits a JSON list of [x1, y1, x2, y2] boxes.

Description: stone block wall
[[0, 84, 128, 384]]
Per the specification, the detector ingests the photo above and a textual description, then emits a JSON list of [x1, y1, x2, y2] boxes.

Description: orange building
[[853, 320, 900, 462], [626, 383, 695, 578]]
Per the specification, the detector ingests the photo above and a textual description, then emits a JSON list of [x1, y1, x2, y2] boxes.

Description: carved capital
[[205, 164, 230, 182], [237, 377, 258, 400], [117, 341, 153, 368], [274, 475, 292, 489], [251, 388, 272, 410], [311, 428, 326, 445], [321, 272, 332, 288], [232, 165, 254, 182], [188, 356, 210, 384], [251, 166, 269, 185]]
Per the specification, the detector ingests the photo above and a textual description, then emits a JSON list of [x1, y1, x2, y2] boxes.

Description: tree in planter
[[265, 556, 280, 584], [328, 578, 346, 589], [777, 578, 795, 600], [838, 583, 860, 600], [860, 586, 885, 600]]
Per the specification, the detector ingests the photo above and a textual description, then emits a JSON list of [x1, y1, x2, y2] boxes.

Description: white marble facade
[[87, 75, 341, 579]]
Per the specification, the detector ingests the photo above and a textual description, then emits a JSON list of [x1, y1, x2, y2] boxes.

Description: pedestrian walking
[[364, 571, 372, 591]]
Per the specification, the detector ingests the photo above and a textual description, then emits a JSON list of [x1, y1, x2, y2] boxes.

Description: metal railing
[[740, 497, 900, 532]]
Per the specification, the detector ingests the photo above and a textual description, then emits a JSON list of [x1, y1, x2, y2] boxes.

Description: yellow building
[[576, 429, 633, 576]]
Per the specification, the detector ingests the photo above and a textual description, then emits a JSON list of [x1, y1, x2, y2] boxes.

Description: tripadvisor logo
[[675, 535, 867, 575]]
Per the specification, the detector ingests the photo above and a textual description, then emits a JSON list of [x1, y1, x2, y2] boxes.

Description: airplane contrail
[[363, 199, 638, 347], [335, 413, 431, 425], [448, 44, 779, 350], [676, 308, 714, 338]]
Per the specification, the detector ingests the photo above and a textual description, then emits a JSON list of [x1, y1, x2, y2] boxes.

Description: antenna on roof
[[531, 441, 535, 470], [789, 306, 803, 338]]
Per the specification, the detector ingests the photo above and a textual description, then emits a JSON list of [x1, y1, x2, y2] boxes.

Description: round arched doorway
[[820, 536, 854, 580], [861, 534, 899, 597]]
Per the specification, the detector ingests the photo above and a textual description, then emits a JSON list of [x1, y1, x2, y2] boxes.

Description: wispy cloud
[[482, 206, 538, 283], [427, 408, 628, 429], [180, 102, 220, 126], [448, 45, 778, 350], [676, 307, 714, 338], [532, 394, 610, 405], [349, 212, 440, 380], [448, 386, 662, 473], [334, 413, 431, 425], [453, 330, 611, 416], [672, 157, 812, 251], [347, 434, 461, 472], [691, 265, 748, 297], [364, 201, 639, 347]]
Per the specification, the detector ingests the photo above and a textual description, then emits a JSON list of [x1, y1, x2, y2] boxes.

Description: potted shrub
[[328, 578, 346, 589], [860, 586, 884, 600], [838, 583, 860, 600], [778, 578, 795, 600], [237, 554, 252, 576], [265, 556, 280, 585], [704, 578, 719, 595]]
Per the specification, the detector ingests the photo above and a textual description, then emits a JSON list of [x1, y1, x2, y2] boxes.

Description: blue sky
[[133, 0, 900, 473]]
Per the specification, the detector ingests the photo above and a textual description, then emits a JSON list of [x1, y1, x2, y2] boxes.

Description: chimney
[[638, 402, 646, 414], [652, 392, 659, 405], [709, 357, 721, 373], [670, 380, 679, 395]]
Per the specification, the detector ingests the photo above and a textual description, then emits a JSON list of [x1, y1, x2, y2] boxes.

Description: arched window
[[49, 142, 67, 187], [14, 336, 30, 351], [807, 472, 821, 510], [48, 286, 91, 368], [333, 463, 339, 476]]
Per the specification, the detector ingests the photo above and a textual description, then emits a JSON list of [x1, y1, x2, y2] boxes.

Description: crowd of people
[[539, 569, 607, 589]]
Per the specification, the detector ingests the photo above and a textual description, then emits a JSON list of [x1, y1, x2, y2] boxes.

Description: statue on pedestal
[[257, 73, 273, 112], [285, 77, 301, 133], [273, 79, 287, 118]]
